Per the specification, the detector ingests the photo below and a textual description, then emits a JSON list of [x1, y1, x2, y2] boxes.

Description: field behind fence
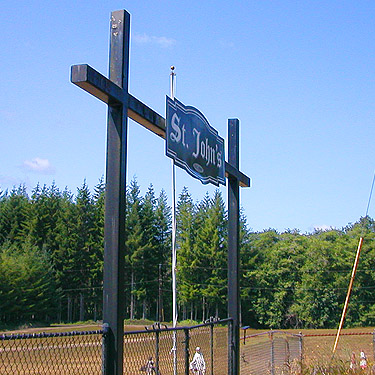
[[303, 330, 375, 371]]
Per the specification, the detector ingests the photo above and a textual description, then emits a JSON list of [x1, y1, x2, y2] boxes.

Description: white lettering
[[182, 124, 186, 147], [211, 147, 216, 166], [192, 128, 222, 170], [200, 140, 205, 160], [217, 149, 222, 168], [192, 128, 200, 158], [170, 113, 181, 143]]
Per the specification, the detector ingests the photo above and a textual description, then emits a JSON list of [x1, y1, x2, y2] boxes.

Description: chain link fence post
[[372, 329, 375, 363], [299, 331, 303, 374], [228, 319, 234, 375], [184, 328, 190, 375], [270, 330, 275, 375], [155, 329, 160, 375], [211, 322, 215, 375], [102, 323, 109, 375]]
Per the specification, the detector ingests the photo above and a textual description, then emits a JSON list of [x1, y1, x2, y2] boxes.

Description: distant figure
[[360, 350, 367, 370], [141, 357, 156, 375], [190, 347, 206, 375], [350, 351, 356, 371]]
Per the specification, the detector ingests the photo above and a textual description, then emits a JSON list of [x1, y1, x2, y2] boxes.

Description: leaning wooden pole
[[332, 236, 364, 354]]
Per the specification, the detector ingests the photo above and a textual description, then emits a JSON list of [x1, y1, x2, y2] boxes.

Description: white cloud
[[133, 32, 176, 48], [23, 157, 55, 174]]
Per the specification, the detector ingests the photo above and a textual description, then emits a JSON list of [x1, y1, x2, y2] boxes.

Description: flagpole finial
[[170, 66, 176, 100]]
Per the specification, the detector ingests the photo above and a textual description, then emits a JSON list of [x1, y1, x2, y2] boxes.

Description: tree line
[[1, 179, 375, 329]]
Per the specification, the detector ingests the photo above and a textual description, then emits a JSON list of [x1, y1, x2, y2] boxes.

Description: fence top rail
[[241, 330, 375, 340], [242, 330, 303, 340], [304, 331, 374, 337], [0, 329, 103, 341], [124, 318, 233, 335], [1, 317, 233, 340]]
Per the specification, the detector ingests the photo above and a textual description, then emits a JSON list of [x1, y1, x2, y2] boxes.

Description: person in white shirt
[[190, 347, 206, 375], [360, 350, 367, 369]]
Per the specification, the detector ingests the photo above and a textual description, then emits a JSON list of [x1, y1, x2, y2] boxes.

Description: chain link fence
[[0, 330, 103, 374], [240, 330, 302, 375], [240, 329, 375, 375], [3, 323, 375, 375], [121, 319, 230, 375], [0, 319, 230, 375]]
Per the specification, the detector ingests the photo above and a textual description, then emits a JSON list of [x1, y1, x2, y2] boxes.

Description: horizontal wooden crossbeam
[[71, 63, 250, 187], [225, 162, 250, 188], [71, 64, 166, 138]]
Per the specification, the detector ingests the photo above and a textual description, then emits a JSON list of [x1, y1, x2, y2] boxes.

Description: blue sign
[[166, 96, 226, 186]]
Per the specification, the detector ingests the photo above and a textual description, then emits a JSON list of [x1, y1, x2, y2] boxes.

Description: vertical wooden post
[[227, 118, 240, 375], [102, 10, 130, 375]]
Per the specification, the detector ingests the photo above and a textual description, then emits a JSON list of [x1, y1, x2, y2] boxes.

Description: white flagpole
[[170, 66, 178, 375]]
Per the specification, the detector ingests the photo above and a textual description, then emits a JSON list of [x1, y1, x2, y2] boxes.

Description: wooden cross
[[71, 9, 250, 375]]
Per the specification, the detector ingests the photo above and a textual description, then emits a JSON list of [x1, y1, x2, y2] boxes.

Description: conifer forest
[[1, 178, 375, 329]]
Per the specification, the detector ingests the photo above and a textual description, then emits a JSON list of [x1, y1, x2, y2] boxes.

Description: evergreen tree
[[0, 240, 57, 323], [22, 183, 63, 253], [90, 177, 105, 320], [200, 190, 227, 319], [238, 208, 257, 325], [176, 187, 198, 320], [154, 189, 171, 321], [54, 181, 96, 321], [125, 178, 144, 319], [4, 177, 375, 329], [138, 185, 159, 319], [0, 185, 29, 246]]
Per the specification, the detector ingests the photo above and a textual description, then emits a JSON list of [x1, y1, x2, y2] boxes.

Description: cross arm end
[[71, 64, 123, 105], [225, 162, 251, 188]]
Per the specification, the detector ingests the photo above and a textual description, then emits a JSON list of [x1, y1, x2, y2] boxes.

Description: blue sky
[[1, 1, 375, 233]]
